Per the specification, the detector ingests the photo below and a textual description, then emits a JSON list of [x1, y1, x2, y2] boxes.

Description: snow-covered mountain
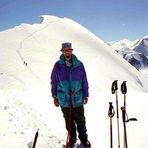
[[108, 39, 138, 51], [1, 15, 147, 92], [109, 37, 148, 71], [0, 15, 148, 148], [134, 36, 148, 57]]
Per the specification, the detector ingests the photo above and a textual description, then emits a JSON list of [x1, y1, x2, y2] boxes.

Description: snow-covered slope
[[0, 15, 148, 148], [0, 15, 148, 92]]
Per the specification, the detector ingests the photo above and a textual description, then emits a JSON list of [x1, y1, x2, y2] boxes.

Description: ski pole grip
[[111, 80, 118, 94], [108, 102, 115, 118], [121, 81, 127, 94]]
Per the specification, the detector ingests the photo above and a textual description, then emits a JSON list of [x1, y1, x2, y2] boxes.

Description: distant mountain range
[[108, 36, 148, 70]]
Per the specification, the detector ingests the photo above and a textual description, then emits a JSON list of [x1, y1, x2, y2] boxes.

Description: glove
[[53, 97, 59, 107], [83, 97, 88, 104]]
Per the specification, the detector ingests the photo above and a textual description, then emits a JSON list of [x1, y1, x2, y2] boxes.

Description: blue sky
[[0, 0, 148, 41]]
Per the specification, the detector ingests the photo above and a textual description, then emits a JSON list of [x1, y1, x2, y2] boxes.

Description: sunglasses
[[61, 48, 73, 53]]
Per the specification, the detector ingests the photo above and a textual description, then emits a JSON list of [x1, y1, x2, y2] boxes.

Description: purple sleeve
[[50, 63, 58, 97], [82, 64, 89, 97]]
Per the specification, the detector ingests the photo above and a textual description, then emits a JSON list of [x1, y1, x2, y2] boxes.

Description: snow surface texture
[[0, 15, 148, 147]]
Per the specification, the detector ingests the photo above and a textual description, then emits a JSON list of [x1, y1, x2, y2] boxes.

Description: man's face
[[61, 48, 73, 61]]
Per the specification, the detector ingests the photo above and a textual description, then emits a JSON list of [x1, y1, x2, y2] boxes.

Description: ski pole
[[121, 81, 127, 110], [108, 102, 115, 148], [121, 81, 137, 148], [66, 91, 73, 148], [32, 128, 39, 148], [111, 80, 120, 148], [121, 106, 128, 148], [121, 81, 127, 148], [121, 106, 137, 148]]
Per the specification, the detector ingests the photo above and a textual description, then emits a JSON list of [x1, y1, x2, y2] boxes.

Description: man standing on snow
[[50, 42, 91, 147]]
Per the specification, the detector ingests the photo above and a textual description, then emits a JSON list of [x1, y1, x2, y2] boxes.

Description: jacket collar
[[59, 54, 80, 66]]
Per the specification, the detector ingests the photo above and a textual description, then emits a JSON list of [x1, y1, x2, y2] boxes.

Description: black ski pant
[[61, 106, 88, 142]]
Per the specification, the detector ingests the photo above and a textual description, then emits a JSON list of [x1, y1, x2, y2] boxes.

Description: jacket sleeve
[[50, 63, 58, 97], [82, 64, 89, 97]]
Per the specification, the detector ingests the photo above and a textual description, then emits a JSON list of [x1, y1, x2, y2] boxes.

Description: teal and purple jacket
[[51, 54, 89, 108]]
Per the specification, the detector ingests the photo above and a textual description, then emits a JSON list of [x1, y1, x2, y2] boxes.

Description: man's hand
[[83, 97, 88, 104], [53, 97, 59, 107]]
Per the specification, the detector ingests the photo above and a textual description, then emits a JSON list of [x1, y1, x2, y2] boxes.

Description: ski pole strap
[[121, 107, 126, 122], [108, 102, 115, 118], [111, 80, 118, 94], [69, 91, 73, 109], [69, 91, 73, 99], [121, 81, 127, 94], [66, 91, 73, 147]]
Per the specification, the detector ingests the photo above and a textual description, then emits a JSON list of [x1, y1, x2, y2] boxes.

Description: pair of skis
[[109, 80, 137, 148]]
